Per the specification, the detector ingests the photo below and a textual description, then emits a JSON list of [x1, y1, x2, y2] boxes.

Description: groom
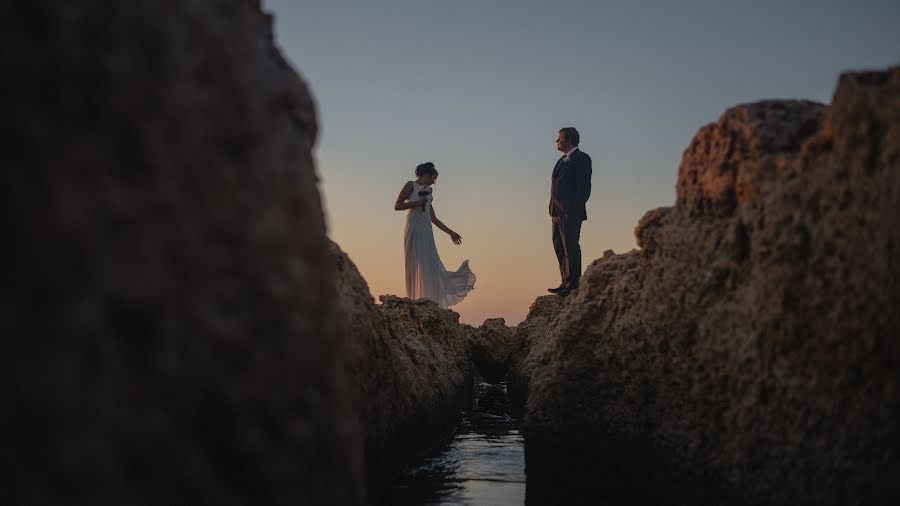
[[548, 127, 591, 296]]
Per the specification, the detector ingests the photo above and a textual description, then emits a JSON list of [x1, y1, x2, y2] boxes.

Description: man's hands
[[450, 231, 462, 245]]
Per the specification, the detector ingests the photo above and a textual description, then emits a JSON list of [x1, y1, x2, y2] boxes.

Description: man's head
[[556, 127, 580, 153]]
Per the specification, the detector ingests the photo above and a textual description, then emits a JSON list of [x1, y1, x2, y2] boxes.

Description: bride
[[394, 162, 476, 309]]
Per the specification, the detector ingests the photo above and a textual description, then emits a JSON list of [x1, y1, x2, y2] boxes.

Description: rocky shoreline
[[4, 1, 898, 504], [519, 68, 900, 505], [447, 67, 900, 506], [331, 242, 474, 496]]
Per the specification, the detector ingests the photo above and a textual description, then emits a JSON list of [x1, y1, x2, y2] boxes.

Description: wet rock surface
[[1, 1, 362, 504], [525, 68, 900, 505]]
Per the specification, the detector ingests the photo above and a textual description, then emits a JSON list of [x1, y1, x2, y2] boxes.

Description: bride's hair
[[415, 162, 438, 177]]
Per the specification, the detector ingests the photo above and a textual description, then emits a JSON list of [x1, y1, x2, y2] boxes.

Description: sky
[[263, 0, 899, 325]]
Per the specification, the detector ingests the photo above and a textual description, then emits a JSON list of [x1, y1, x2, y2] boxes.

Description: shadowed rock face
[[506, 295, 567, 417], [1, 2, 363, 505], [330, 241, 473, 497], [525, 68, 900, 505], [466, 318, 517, 382]]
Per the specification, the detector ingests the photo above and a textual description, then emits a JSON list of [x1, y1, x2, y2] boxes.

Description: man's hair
[[559, 127, 580, 146], [415, 162, 439, 177]]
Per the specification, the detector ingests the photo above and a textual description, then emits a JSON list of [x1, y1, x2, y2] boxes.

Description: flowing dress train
[[403, 181, 476, 308]]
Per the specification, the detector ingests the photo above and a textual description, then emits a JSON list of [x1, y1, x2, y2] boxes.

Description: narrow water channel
[[380, 379, 526, 505]]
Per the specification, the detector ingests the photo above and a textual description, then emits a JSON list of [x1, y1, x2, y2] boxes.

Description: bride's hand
[[450, 232, 462, 244]]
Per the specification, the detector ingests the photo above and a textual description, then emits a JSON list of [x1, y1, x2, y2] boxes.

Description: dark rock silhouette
[[466, 317, 517, 382], [525, 67, 900, 505], [507, 295, 567, 417], [1, 1, 363, 504], [330, 241, 473, 498], [6, 3, 898, 505]]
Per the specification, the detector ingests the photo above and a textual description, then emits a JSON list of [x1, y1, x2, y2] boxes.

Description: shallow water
[[380, 380, 526, 505]]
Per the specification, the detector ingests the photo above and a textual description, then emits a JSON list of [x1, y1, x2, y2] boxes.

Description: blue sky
[[263, 0, 899, 324]]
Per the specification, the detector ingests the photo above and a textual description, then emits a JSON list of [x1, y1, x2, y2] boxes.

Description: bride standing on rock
[[394, 162, 476, 309]]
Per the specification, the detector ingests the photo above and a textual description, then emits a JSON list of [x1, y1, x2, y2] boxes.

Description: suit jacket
[[549, 148, 592, 220]]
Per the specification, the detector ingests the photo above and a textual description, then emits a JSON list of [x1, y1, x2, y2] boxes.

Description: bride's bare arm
[[430, 206, 462, 244], [394, 181, 424, 211]]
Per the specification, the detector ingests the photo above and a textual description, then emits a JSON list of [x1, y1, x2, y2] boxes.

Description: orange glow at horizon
[[322, 167, 648, 326]]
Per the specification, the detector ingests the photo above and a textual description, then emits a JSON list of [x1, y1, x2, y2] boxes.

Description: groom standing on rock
[[548, 127, 591, 296]]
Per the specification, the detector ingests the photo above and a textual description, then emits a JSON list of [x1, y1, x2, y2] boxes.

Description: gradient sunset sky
[[263, 0, 899, 325]]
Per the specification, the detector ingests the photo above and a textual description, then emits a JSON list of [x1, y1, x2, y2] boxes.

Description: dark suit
[[549, 148, 592, 289]]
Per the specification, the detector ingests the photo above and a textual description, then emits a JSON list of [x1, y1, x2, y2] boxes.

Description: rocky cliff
[[524, 68, 900, 505], [1, 2, 363, 504]]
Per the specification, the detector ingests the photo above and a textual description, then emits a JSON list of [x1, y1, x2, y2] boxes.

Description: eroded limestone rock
[[330, 242, 473, 496], [525, 68, 900, 505], [1, 2, 362, 504], [507, 295, 567, 417]]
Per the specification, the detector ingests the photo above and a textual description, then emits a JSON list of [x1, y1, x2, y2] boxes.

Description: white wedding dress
[[404, 181, 476, 309]]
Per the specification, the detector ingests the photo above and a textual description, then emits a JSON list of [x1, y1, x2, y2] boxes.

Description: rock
[[634, 206, 672, 254], [0, 2, 366, 505], [676, 99, 826, 217], [524, 67, 900, 505], [507, 295, 567, 417], [467, 317, 517, 382], [330, 241, 473, 497]]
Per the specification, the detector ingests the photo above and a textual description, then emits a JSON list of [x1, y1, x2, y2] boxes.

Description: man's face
[[556, 132, 572, 153]]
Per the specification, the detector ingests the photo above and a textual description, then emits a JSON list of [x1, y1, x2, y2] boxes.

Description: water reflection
[[380, 380, 526, 505]]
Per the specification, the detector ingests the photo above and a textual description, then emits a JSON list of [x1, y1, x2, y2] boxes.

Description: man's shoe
[[556, 284, 579, 296], [547, 286, 563, 294]]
